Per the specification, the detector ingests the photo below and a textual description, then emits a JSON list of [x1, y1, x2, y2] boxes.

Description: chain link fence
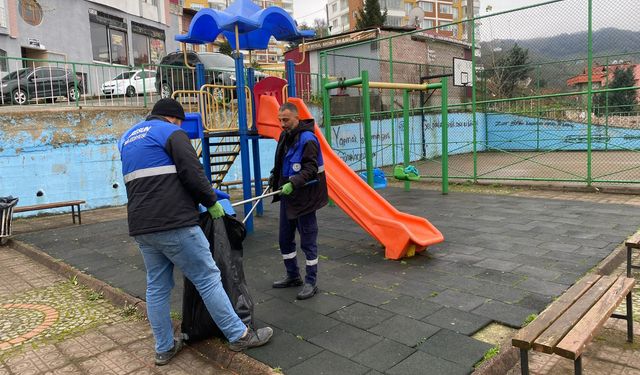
[[319, 0, 640, 187]]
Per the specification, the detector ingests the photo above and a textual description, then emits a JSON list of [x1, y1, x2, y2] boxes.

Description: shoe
[[155, 337, 184, 366], [272, 275, 303, 288], [228, 327, 274, 352], [296, 283, 318, 300]]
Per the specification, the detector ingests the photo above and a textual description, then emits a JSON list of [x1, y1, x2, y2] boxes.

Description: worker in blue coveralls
[[269, 102, 328, 300], [118, 98, 272, 366]]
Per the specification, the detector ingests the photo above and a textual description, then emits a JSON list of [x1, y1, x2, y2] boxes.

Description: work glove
[[207, 202, 225, 219], [280, 182, 293, 196]]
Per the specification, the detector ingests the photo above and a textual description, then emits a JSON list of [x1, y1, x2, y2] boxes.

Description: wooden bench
[[13, 200, 85, 224], [512, 273, 634, 375], [625, 233, 640, 277]]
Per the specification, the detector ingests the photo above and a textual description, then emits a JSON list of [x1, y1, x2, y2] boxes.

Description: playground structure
[[172, 0, 445, 259]]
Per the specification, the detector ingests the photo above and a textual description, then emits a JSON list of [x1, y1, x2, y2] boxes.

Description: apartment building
[[327, 0, 480, 39], [0, 0, 181, 71]]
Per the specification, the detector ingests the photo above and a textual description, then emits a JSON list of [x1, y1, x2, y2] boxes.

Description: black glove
[[268, 173, 276, 190]]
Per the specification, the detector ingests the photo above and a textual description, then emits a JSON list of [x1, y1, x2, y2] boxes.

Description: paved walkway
[[3, 185, 640, 374], [0, 245, 237, 374]]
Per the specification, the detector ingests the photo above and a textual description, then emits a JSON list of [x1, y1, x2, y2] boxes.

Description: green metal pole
[[362, 70, 374, 187], [536, 64, 541, 151], [586, 0, 593, 186], [321, 53, 332, 146], [605, 56, 610, 151], [403, 89, 411, 191], [324, 77, 363, 90], [471, 18, 478, 183], [441, 77, 449, 195], [389, 38, 396, 165]]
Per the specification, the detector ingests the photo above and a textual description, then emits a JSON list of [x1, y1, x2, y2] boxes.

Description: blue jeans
[[135, 225, 246, 353]]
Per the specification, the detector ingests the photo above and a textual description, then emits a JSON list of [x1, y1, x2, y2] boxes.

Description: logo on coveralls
[[292, 163, 301, 172]]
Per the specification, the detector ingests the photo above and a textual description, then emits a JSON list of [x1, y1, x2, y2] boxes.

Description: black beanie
[[151, 98, 186, 120]]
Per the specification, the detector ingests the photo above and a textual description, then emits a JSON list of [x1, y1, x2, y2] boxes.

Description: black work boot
[[228, 327, 274, 351], [272, 275, 303, 288], [296, 283, 318, 300]]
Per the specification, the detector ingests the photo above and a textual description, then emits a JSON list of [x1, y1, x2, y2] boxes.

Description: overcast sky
[[293, 0, 639, 39]]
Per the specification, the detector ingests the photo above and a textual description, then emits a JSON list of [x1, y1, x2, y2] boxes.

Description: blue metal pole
[[234, 52, 254, 232], [286, 59, 296, 98], [196, 63, 211, 182], [246, 67, 263, 216]]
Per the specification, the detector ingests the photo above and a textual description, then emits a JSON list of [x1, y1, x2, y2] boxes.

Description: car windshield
[[2, 69, 32, 81], [113, 71, 136, 80], [198, 53, 235, 71]]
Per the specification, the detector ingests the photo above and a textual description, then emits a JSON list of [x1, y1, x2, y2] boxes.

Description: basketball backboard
[[453, 57, 473, 87]]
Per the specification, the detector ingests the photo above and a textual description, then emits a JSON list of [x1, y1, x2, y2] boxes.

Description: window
[[0, 49, 6, 72], [109, 29, 128, 65], [453, 8, 459, 19], [341, 14, 348, 27], [0, 0, 6, 28], [332, 3, 337, 13], [132, 22, 166, 65], [439, 4, 453, 14], [340, 0, 347, 10], [386, 16, 403, 27], [419, 2, 433, 12], [89, 10, 129, 65], [421, 19, 434, 29], [382, 0, 402, 11], [19, 0, 43, 26]]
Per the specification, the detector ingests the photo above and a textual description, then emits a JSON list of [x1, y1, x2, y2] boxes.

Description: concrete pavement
[[2, 184, 640, 374]]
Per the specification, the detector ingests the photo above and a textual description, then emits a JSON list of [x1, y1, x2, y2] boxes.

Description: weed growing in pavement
[[87, 291, 104, 301], [170, 311, 182, 320], [523, 313, 538, 326], [475, 346, 500, 368]]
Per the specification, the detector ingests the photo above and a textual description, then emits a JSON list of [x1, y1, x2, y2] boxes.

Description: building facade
[[0, 0, 182, 74], [327, 0, 480, 40]]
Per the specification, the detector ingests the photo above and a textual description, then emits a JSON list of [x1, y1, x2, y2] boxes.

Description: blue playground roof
[[175, 0, 315, 50]]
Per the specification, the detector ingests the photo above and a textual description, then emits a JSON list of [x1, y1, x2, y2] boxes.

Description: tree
[[594, 66, 637, 116], [486, 44, 532, 98], [218, 39, 233, 56], [312, 18, 330, 38], [355, 0, 387, 30]]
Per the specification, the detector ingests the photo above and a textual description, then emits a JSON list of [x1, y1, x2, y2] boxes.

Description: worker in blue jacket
[[119, 98, 272, 366], [269, 102, 328, 300]]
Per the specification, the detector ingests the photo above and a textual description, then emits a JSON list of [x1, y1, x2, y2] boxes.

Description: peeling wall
[[0, 107, 148, 215]]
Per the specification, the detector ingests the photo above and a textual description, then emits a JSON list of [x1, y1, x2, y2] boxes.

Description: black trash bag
[[181, 213, 254, 342], [0, 196, 18, 208]]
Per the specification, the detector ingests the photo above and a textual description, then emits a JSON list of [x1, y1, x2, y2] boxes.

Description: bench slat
[[625, 232, 640, 249], [14, 200, 85, 213], [555, 276, 635, 360], [512, 274, 600, 350], [532, 275, 617, 354]]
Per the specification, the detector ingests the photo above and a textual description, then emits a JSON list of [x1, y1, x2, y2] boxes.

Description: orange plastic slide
[[256, 95, 444, 259]]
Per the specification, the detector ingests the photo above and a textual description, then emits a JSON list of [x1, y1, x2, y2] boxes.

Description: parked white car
[[101, 69, 156, 97]]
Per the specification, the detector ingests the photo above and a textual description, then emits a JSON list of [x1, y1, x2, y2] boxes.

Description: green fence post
[[536, 64, 541, 151], [321, 54, 332, 147], [389, 38, 396, 166], [441, 77, 449, 195], [586, 0, 593, 186], [71, 63, 79, 108], [362, 70, 374, 187], [403, 89, 410, 191], [471, 17, 478, 183]]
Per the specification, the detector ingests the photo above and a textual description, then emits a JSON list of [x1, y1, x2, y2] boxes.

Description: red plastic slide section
[[256, 95, 444, 259]]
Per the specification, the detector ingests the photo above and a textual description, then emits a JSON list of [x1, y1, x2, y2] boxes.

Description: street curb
[[7, 238, 275, 375]]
